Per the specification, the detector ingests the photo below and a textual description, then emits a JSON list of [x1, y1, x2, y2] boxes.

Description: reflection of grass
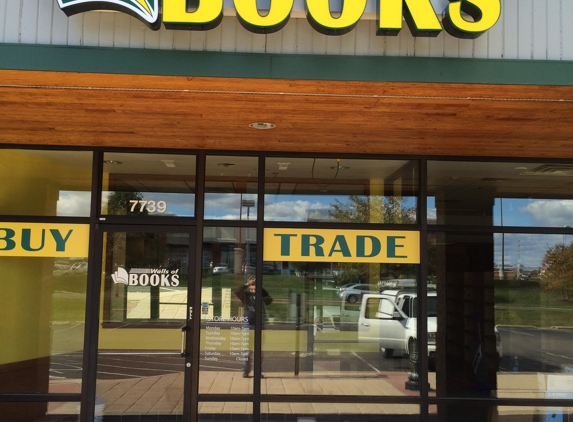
[[53, 272, 87, 294], [495, 281, 573, 327], [52, 294, 86, 322], [496, 309, 573, 327], [202, 273, 340, 322], [495, 281, 573, 308]]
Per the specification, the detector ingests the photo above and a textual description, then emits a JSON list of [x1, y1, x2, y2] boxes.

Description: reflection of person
[[235, 276, 272, 377]]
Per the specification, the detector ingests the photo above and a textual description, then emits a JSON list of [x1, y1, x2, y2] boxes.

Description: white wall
[[1, 0, 572, 60]]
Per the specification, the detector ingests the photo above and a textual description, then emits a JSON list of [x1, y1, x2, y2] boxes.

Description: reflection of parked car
[[70, 262, 88, 273], [53, 261, 72, 276], [212, 263, 229, 274], [495, 326, 503, 363], [339, 283, 378, 303], [262, 263, 277, 274], [54, 261, 71, 271], [379, 279, 416, 289], [359, 290, 437, 360], [242, 262, 256, 274]]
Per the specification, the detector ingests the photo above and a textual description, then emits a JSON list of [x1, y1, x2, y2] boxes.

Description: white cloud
[[204, 193, 257, 220], [264, 199, 328, 221], [57, 191, 91, 216], [519, 200, 573, 227]]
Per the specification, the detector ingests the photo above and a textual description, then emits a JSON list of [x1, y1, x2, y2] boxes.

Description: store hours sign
[[57, 0, 501, 39]]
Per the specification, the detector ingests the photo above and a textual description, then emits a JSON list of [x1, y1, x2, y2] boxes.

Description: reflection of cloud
[[101, 191, 195, 216], [204, 194, 257, 219], [520, 200, 573, 227], [265, 200, 327, 222], [494, 233, 563, 268], [57, 191, 91, 216], [428, 208, 437, 221]]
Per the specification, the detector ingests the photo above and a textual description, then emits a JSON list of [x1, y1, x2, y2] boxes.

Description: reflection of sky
[[204, 193, 257, 220], [57, 191, 91, 217], [143, 192, 195, 216], [494, 233, 571, 269], [264, 194, 417, 222], [502, 198, 573, 227], [101, 191, 195, 217], [429, 197, 573, 228]]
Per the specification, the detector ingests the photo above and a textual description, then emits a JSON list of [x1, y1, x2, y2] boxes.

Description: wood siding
[[1, 0, 572, 61], [1, 70, 573, 158]]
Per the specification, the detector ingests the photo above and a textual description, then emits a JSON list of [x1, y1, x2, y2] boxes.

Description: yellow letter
[[234, 0, 294, 34], [443, 0, 501, 39], [163, 0, 224, 30], [306, 0, 367, 36], [378, 0, 442, 37]]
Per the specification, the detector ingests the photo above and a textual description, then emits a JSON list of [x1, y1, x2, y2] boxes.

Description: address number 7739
[[129, 200, 167, 213]]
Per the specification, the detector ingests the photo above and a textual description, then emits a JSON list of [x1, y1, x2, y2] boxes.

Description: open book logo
[[57, 0, 160, 29], [111, 267, 129, 285]]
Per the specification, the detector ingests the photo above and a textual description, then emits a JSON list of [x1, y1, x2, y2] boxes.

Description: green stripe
[[1, 43, 573, 86]]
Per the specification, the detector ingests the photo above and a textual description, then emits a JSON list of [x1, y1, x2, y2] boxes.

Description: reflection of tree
[[541, 243, 573, 300], [427, 233, 437, 283], [106, 191, 148, 216], [329, 195, 415, 224], [290, 261, 331, 278]]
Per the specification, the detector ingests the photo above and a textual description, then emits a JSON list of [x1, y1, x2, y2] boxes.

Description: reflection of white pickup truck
[[358, 290, 437, 360]]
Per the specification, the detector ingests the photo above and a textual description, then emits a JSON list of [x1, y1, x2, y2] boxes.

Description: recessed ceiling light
[[161, 159, 176, 168], [278, 163, 290, 171], [515, 166, 528, 170], [330, 165, 350, 170], [249, 122, 276, 130], [103, 160, 122, 165], [217, 163, 235, 167]]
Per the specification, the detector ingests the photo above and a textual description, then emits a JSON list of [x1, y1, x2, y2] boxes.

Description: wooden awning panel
[[1, 70, 573, 158]]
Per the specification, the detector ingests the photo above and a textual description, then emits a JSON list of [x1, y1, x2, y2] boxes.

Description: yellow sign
[[264, 228, 419, 263], [0, 223, 89, 257], [58, 0, 501, 39]]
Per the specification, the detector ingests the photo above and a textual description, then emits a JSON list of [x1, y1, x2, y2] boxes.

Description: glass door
[[95, 226, 196, 421]]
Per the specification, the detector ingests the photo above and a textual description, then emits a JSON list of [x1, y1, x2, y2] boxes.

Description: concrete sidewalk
[[48, 372, 573, 419]]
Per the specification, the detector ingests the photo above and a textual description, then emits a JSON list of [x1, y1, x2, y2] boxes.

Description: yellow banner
[[264, 228, 419, 263], [0, 223, 89, 257]]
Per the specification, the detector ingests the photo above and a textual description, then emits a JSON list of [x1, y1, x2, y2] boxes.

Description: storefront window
[[0, 149, 92, 217], [431, 231, 573, 421], [199, 226, 257, 394], [261, 403, 420, 421], [199, 402, 253, 421], [1, 402, 80, 422], [96, 229, 190, 419], [428, 161, 573, 227], [0, 251, 88, 420], [264, 157, 417, 223], [101, 152, 196, 217], [205, 155, 258, 220], [260, 258, 420, 396]]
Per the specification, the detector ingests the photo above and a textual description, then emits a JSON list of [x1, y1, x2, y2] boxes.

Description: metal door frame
[[81, 224, 199, 422]]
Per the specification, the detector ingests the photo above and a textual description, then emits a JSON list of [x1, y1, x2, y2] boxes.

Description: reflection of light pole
[[242, 199, 255, 273], [501, 198, 504, 280], [243, 199, 255, 221]]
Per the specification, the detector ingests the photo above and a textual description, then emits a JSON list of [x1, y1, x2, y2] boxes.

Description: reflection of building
[[203, 227, 257, 273], [2, 2, 573, 422]]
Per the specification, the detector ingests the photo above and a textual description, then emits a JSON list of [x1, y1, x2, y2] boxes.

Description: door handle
[[181, 326, 190, 357], [361, 322, 370, 327]]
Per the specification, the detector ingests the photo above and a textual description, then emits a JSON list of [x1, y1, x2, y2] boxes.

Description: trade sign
[[0, 223, 89, 257], [57, 0, 501, 39], [264, 228, 420, 263]]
